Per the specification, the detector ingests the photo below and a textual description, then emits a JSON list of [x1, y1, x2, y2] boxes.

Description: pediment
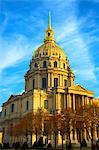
[[8, 95, 15, 101], [74, 84, 88, 92]]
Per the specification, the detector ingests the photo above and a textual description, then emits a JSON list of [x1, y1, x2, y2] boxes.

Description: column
[[86, 97, 89, 105], [84, 96, 86, 106], [85, 96, 87, 105], [37, 72, 40, 89], [53, 92, 56, 112], [76, 95, 79, 108], [62, 75, 64, 87], [73, 94, 76, 110], [60, 75, 62, 87], [67, 94, 71, 108], [58, 74, 60, 86], [48, 73, 50, 88], [82, 95, 85, 106], [64, 94, 66, 109], [51, 73, 54, 87], [56, 94, 58, 111], [78, 95, 80, 108], [57, 93, 61, 113]]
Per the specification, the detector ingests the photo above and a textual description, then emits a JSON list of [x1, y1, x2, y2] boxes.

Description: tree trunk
[[62, 135, 64, 148], [26, 130, 28, 142], [36, 131, 38, 143], [30, 132, 32, 145], [91, 125, 94, 149], [47, 135, 48, 145], [55, 133, 57, 148]]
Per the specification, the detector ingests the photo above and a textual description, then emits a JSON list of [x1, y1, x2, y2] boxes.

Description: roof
[[33, 42, 67, 61], [68, 84, 94, 97]]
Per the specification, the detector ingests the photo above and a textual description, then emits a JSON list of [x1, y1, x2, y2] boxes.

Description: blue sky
[[0, 0, 99, 109]]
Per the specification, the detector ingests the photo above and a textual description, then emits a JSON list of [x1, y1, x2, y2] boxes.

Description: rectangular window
[[54, 78, 58, 87], [11, 104, 14, 113], [33, 79, 35, 89], [42, 78, 47, 89], [64, 79, 67, 87], [44, 100, 48, 109], [26, 101, 29, 111], [3, 128, 5, 138], [4, 109, 6, 116]]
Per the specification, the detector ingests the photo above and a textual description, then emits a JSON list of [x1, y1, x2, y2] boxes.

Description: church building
[[0, 14, 96, 145]]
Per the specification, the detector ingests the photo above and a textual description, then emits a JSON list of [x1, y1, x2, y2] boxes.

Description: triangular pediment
[[74, 84, 88, 92], [8, 95, 16, 101]]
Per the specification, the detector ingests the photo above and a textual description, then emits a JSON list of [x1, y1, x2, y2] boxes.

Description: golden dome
[[33, 42, 67, 61], [33, 13, 67, 61]]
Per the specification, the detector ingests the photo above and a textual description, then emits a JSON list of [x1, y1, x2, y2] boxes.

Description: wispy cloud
[[0, 34, 32, 73], [54, 6, 97, 82]]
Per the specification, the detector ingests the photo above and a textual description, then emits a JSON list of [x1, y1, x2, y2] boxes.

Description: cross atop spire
[[48, 11, 51, 29]]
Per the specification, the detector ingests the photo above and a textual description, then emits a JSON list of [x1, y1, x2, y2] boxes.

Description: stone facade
[[0, 14, 98, 145]]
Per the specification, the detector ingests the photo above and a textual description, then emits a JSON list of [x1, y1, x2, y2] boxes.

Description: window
[[63, 63, 65, 69], [33, 79, 35, 89], [48, 32, 50, 36], [54, 78, 58, 87], [44, 100, 48, 109], [64, 79, 67, 87], [3, 128, 5, 137], [42, 78, 47, 89], [11, 104, 14, 113], [4, 109, 6, 117], [54, 61, 57, 68], [34, 63, 38, 68], [43, 61, 47, 68], [26, 101, 29, 111]]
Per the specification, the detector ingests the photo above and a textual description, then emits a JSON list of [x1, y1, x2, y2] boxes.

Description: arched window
[[54, 78, 58, 87], [63, 63, 65, 69], [43, 61, 47, 68], [48, 32, 50, 36], [34, 63, 38, 68], [54, 61, 57, 68]]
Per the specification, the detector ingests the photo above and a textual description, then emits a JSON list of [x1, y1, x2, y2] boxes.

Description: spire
[[44, 12, 55, 43], [48, 11, 51, 29]]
